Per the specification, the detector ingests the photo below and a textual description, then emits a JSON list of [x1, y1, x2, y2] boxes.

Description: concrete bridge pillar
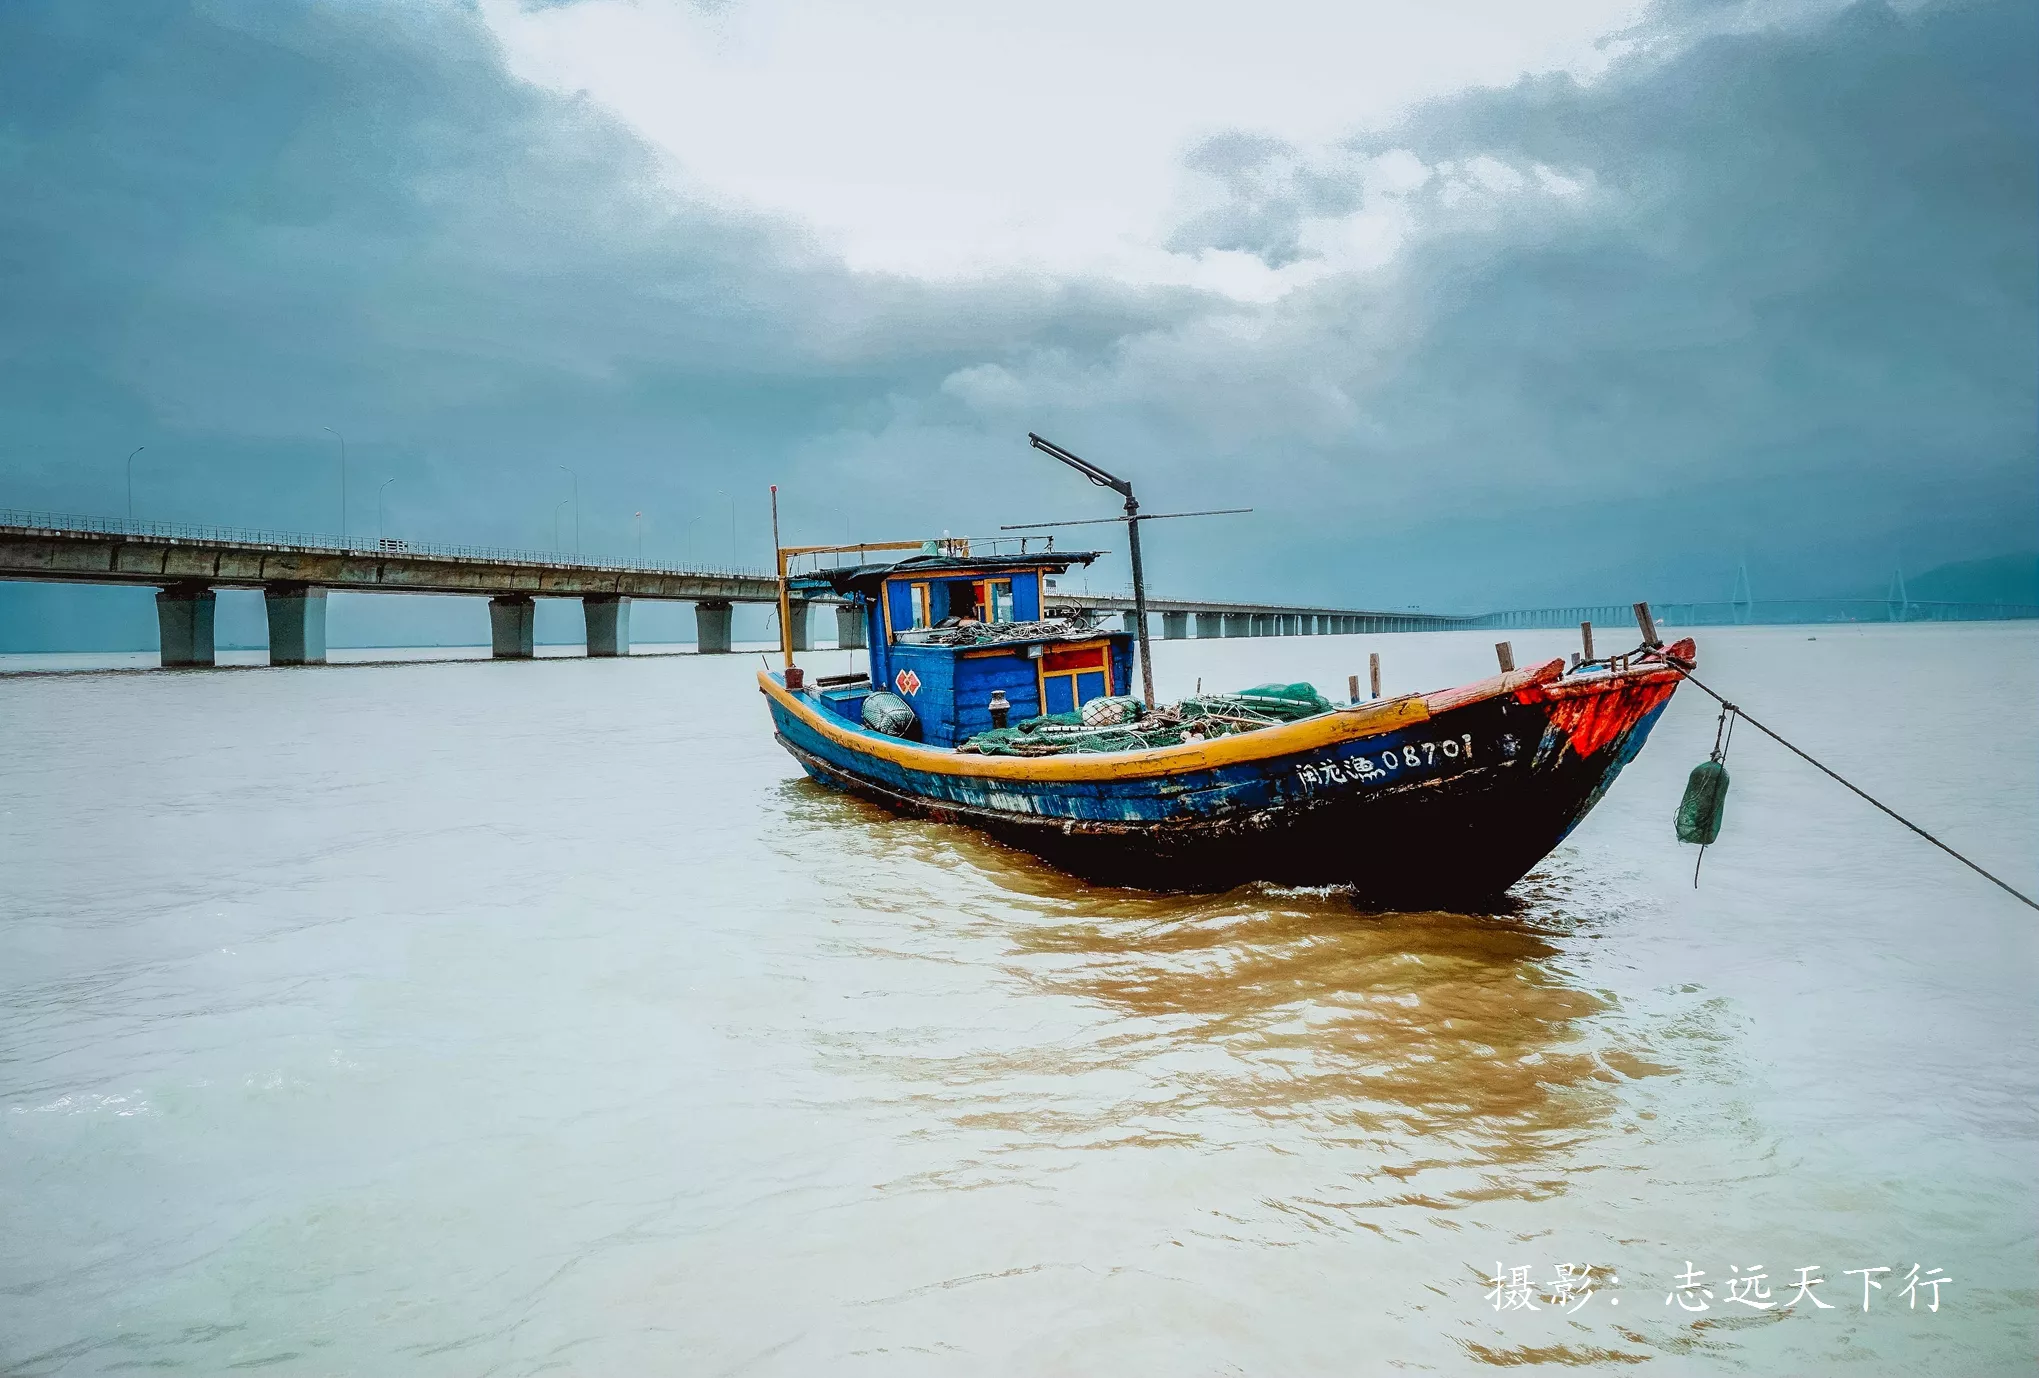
[[489, 595, 536, 659], [583, 595, 630, 657], [695, 600, 733, 654], [156, 582, 216, 668], [1284, 614, 1302, 636], [1223, 613, 1250, 637], [1162, 611, 1189, 640], [1196, 612, 1223, 638], [264, 584, 327, 666], [835, 604, 867, 649], [787, 601, 813, 652]]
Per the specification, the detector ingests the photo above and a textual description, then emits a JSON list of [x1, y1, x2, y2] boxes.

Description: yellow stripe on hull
[[758, 661, 1566, 784]]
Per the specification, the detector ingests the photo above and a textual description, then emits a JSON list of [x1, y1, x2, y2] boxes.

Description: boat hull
[[763, 649, 1688, 906]]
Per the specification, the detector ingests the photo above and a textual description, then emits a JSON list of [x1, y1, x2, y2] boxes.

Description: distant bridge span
[[1, 510, 2031, 669]]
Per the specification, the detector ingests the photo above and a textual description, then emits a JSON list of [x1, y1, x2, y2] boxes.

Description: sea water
[[2, 624, 2033, 1374]]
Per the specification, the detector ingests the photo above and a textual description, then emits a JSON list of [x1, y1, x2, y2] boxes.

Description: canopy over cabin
[[788, 549, 1133, 747]]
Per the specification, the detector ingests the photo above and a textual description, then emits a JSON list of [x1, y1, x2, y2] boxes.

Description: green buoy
[[1675, 760, 1730, 845]]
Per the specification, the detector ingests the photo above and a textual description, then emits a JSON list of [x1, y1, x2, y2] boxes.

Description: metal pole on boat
[[771, 484, 796, 674], [1020, 433, 1160, 708], [1012, 434, 1251, 710], [1122, 490, 1156, 709]]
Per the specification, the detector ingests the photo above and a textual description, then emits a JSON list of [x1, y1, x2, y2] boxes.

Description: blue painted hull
[[766, 665, 1683, 905]]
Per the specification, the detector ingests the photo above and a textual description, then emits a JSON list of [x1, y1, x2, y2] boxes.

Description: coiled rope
[[1665, 658, 2038, 912]]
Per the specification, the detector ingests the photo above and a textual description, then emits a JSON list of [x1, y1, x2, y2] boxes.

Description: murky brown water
[[3, 625, 2033, 1374]]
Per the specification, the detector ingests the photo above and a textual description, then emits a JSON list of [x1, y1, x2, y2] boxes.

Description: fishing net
[[895, 615, 1101, 648], [956, 682, 1334, 756]]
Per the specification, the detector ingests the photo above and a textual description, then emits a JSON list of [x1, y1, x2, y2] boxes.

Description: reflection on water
[[783, 779, 1676, 1235]]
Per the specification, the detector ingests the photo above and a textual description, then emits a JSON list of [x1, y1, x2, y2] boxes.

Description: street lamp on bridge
[[558, 465, 579, 556], [125, 446, 144, 521], [323, 426, 346, 546]]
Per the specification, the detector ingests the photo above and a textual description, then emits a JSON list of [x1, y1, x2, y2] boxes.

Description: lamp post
[[1009, 434, 1250, 710], [378, 478, 396, 546], [716, 489, 736, 565], [125, 446, 144, 522], [558, 465, 578, 556], [323, 426, 346, 546], [553, 498, 572, 554], [633, 510, 643, 564]]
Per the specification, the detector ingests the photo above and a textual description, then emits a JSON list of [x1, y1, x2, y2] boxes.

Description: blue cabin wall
[[1012, 572, 1040, 621], [864, 595, 893, 691], [953, 652, 1042, 740], [883, 641, 958, 742], [884, 582, 914, 641]]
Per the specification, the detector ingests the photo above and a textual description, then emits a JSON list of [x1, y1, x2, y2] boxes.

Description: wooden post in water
[[1368, 652, 1381, 699], [1495, 641, 1515, 672], [1633, 601, 1661, 648], [1348, 673, 1359, 704], [1580, 620, 1595, 661]]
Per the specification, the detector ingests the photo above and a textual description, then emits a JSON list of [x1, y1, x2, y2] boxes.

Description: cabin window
[[937, 578, 1012, 623], [890, 581, 933, 634], [965, 578, 1014, 623], [1040, 643, 1111, 716]]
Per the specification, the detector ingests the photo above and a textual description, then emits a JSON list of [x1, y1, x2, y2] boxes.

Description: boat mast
[[1026, 433, 1155, 708]]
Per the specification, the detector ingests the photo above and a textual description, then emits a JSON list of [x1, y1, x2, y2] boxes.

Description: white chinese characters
[[1481, 1260, 1949, 1316], [1296, 735, 1476, 792]]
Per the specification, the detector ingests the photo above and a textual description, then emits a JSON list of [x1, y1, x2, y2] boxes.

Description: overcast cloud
[[0, 0, 2030, 648]]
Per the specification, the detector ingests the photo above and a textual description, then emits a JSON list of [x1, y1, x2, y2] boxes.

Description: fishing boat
[[759, 536, 1694, 907]]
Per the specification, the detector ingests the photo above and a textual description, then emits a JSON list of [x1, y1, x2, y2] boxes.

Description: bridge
[[0, 510, 1471, 668], [4, 510, 2031, 668]]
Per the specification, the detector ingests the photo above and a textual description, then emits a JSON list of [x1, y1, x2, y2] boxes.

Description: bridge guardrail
[[1068, 588, 2039, 626], [0, 507, 766, 581]]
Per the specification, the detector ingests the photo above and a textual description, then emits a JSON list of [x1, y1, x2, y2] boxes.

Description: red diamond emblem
[[893, 668, 921, 696]]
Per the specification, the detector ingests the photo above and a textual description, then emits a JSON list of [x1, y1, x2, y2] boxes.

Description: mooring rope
[[1665, 660, 2039, 912]]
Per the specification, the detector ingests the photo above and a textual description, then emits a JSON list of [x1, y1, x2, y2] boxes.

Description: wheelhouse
[[790, 549, 1132, 748]]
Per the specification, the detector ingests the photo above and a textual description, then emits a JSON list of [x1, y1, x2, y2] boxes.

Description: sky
[[0, 0, 2032, 647]]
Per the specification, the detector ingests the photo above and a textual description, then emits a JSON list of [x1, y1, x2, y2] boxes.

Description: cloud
[[958, 0, 2037, 603], [0, 0, 2030, 649]]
